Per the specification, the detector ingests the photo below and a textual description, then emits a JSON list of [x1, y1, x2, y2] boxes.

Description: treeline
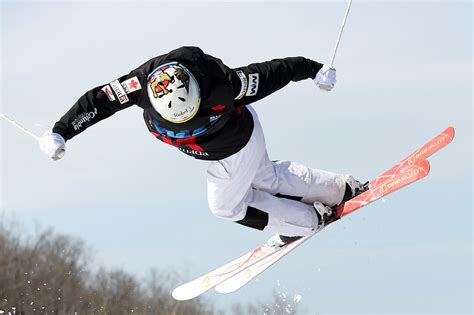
[[0, 219, 301, 314]]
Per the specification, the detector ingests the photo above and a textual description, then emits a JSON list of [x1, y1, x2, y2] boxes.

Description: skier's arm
[[231, 57, 323, 106], [52, 72, 143, 141]]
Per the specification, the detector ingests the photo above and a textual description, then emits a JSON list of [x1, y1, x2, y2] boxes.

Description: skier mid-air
[[39, 46, 367, 245]]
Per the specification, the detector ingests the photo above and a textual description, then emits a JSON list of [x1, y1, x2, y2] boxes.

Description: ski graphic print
[[172, 231, 282, 300], [172, 127, 454, 300], [370, 126, 454, 189]]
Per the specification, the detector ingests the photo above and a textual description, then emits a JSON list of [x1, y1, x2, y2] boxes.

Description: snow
[[262, 280, 303, 314]]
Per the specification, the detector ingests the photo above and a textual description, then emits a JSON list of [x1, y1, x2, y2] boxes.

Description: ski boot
[[266, 234, 293, 247], [313, 201, 336, 227], [267, 234, 303, 247], [342, 174, 369, 202], [268, 175, 368, 248], [267, 201, 335, 247]]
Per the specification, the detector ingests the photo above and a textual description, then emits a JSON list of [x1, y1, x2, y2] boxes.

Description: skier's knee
[[208, 201, 246, 221], [211, 204, 270, 232]]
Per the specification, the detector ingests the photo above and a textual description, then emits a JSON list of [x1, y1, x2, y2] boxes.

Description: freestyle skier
[[39, 46, 367, 244]]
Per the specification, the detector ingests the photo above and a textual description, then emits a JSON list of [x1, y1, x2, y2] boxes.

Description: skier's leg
[[208, 178, 319, 236], [253, 149, 368, 206], [253, 155, 348, 207], [207, 106, 365, 237], [235, 188, 319, 236], [207, 107, 320, 236]]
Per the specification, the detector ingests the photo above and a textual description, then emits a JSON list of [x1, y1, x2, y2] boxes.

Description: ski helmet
[[147, 62, 201, 123]]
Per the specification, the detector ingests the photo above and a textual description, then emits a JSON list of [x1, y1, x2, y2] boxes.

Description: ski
[[172, 126, 454, 300], [214, 127, 455, 294], [214, 159, 430, 294], [172, 227, 288, 300], [370, 126, 454, 189], [173, 160, 428, 301]]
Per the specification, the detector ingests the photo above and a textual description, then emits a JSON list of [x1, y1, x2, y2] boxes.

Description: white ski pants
[[207, 107, 346, 236]]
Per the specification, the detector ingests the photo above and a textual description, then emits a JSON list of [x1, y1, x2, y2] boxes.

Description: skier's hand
[[314, 65, 336, 92], [39, 131, 66, 161]]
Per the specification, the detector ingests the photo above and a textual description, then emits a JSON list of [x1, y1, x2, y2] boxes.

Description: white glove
[[39, 131, 66, 161], [314, 65, 337, 91]]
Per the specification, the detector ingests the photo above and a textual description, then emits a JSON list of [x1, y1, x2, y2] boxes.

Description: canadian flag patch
[[121, 77, 142, 94], [101, 85, 116, 101]]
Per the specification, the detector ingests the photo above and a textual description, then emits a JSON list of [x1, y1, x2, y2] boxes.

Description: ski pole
[[329, 0, 353, 68], [0, 112, 40, 141]]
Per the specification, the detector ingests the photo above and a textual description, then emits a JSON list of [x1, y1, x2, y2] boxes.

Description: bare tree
[[0, 220, 219, 314], [0, 218, 301, 314]]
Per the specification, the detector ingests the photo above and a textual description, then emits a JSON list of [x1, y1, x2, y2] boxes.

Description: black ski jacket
[[52, 46, 322, 160]]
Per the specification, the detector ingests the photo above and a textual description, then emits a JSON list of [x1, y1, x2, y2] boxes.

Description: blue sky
[[1, 1, 472, 313]]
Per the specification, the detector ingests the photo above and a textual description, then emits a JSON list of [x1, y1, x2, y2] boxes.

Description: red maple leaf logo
[[211, 104, 225, 112]]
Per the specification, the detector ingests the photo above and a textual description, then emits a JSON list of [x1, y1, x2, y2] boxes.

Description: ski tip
[[414, 159, 430, 175], [171, 286, 194, 301], [171, 288, 183, 301], [444, 126, 455, 140]]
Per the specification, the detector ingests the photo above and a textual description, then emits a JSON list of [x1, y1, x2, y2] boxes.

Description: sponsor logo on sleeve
[[110, 80, 129, 104], [121, 76, 142, 94], [72, 108, 98, 131], [235, 70, 248, 100], [101, 85, 116, 101], [246, 73, 259, 97]]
